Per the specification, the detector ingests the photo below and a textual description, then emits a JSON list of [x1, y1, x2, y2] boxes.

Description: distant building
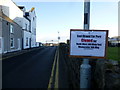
[[108, 36, 120, 47]]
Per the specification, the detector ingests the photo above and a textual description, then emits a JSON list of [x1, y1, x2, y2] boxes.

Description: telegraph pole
[[80, 0, 91, 88]]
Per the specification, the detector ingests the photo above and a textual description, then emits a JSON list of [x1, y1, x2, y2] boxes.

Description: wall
[[1, 16, 22, 53], [30, 10, 36, 35], [28, 9, 37, 47], [22, 17, 29, 31], [13, 22, 22, 51], [59, 43, 120, 89], [22, 17, 31, 49], [31, 34, 36, 48], [2, 19, 10, 53]]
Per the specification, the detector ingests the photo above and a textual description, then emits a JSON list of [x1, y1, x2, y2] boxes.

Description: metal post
[[58, 31, 60, 44], [46, 40, 47, 46], [80, 0, 91, 88]]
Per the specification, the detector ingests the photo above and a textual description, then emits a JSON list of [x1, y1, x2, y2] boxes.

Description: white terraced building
[[19, 6, 37, 49], [0, 0, 37, 54]]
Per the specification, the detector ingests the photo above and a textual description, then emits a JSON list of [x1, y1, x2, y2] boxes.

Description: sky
[[13, 0, 118, 43]]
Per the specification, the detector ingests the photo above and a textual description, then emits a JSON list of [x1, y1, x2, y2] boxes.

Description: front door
[[29, 38, 31, 48], [18, 38, 21, 50]]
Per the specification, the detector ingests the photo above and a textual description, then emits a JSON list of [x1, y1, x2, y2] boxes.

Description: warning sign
[[70, 29, 108, 59]]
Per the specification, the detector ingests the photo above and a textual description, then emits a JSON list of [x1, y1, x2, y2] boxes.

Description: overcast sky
[[13, 1, 118, 43]]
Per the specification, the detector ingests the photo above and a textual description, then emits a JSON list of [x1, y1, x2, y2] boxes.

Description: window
[[25, 24, 27, 30], [10, 24, 14, 33], [7, 22, 9, 25], [26, 37, 28, 46], [84, 13, 88, 24], [33, 17, 34, 21], [10, 38, 14, 48]]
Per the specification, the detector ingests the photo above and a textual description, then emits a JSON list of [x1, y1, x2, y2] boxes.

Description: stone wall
[[59, 44, 120, 89]]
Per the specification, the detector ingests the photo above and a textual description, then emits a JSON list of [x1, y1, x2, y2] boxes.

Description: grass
[[107, 47, 120, 61]]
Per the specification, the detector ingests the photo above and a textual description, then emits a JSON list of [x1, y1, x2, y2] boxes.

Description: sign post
[[69, 0, 108, 88], [69, 0, 109, 89], [80, 0, 91, 88], [70, 29, 108, 89], [70, 29, 108, 88]]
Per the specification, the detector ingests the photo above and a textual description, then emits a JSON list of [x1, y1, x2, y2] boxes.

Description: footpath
[[48, 46, 69, 89], [1, 47, 45, 60]]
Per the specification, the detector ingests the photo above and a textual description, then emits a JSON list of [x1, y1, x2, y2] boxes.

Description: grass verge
[[107, 47, 120, 61]]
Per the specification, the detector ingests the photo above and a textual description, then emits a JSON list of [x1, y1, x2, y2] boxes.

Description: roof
[[0, 12, 22, 27], [30, 7, 35, 12], [18, 6, 25, 9]]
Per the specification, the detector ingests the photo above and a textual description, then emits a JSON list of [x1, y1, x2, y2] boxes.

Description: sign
[[70, 29, 108, 59]]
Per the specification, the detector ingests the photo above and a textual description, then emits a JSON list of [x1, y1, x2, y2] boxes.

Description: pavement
[[1, 47, 45, 60], [58, 46, 69, 88], [2, 46, 57, 88]]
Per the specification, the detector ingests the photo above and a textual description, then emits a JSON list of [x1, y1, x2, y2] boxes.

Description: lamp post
[[58, 31, 60, 44], [51, 40, 53, 46], [46, 40, 47, 46]]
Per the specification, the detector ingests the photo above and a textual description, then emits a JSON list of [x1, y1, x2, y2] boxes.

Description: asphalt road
[[2, 46, 57, 88]]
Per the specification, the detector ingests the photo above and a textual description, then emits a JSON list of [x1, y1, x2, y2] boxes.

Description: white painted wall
[[0, 0, 23, 26], [22, 17, 29, 31], [23, 31, 31, 49], [30, 10, 36, 35], [36, 42, 40, 47], [27, 9, 37, 47], [31, 34, 36, 47]]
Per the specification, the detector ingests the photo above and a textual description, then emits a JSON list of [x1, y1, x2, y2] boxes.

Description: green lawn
[[107, 47, 120, 61]]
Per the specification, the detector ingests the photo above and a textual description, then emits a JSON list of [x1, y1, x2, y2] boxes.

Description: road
[[2, 46, 57, 88]]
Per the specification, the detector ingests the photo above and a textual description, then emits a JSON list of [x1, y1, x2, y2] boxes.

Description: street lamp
[[46, 40, 47, 46], [58, 31, 60, 44], [51, 40, 53, 46]]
